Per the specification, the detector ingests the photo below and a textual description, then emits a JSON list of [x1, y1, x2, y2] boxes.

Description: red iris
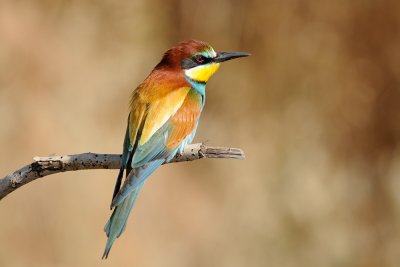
[[195, 55, 205, 63]]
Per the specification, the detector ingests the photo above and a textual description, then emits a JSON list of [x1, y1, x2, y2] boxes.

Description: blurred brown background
[[1, 0, 400, 266]]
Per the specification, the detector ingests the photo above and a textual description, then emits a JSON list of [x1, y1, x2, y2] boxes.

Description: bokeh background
[[1, 0, 400, 266]]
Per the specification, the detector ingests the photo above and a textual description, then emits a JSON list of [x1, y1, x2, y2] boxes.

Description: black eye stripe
[[181, 55, 214, 69], [193, 55, 212, 65]]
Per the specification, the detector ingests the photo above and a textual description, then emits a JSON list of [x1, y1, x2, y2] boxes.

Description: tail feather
[[102, 160, 166, 259], [111, 159, 164, 208], [110, 166, 125, 209], [102, 184, 143, 259]]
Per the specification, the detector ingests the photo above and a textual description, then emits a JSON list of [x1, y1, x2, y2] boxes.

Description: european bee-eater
[[103, 39, 249, 258]]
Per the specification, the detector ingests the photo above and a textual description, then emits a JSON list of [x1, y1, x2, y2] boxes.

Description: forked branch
[[0, 143, 244, 200]]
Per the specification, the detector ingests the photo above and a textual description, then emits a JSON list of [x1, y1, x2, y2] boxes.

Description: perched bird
[[103, 39, 249, 258]]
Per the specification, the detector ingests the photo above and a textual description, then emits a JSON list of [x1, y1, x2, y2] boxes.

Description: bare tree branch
[[0, 143, 245, 200]]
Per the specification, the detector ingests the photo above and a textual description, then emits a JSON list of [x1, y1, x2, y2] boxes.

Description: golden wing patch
[[139, 87, 190, 145], [128, 91, 148, 148]]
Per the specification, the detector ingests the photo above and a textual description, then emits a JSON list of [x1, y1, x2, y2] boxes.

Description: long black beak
[[214, 51, 251, 63]]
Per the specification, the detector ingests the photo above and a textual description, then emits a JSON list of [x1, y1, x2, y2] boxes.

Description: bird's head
[[157, 40, 250, 83]]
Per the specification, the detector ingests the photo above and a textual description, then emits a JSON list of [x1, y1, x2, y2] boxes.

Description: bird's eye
[[195, 55, 205, 64]]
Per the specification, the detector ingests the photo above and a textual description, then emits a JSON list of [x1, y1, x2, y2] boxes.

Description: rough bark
[[0, 143, 244, 200]]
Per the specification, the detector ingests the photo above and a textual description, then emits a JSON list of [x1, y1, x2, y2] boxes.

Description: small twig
[[0, 143, 245, 200]]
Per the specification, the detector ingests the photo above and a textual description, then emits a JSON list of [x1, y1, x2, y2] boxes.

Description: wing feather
[[139, 87, 190, 145]]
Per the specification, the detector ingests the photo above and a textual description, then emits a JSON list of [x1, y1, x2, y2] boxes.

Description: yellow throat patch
[[184, 63, 220, 82]]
